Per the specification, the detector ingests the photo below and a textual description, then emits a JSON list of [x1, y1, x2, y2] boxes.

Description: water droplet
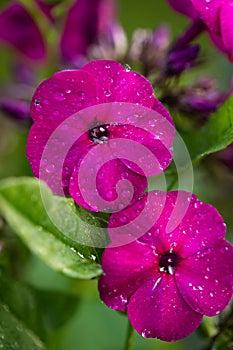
[[45, 164, 55, 173], [53, 91, 65, 101], [34, 99, 40, 106], [77, 91, 86, 101], [106, 190, 113, 199], [104, 90, 112, 97], [124, 63, 132, 72], [120, 216, 127, 223]]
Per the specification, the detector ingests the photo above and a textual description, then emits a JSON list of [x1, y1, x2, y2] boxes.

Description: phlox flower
[[27, 60, 175, 211], [99, 190, 233, 341]]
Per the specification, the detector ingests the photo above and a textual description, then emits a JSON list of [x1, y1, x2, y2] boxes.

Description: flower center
[[88, 125, 109, 144], [159, 252, 180, 275]]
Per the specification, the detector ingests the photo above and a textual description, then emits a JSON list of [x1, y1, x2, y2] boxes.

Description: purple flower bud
[[165, 44, 199, 76], [0, 97, 30, 121], [179, 76, 224, 116]]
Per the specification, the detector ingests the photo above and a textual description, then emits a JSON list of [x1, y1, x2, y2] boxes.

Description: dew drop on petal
[[104, 90, 112, 97], [45, 164, 55, 173], [77, 91, 86, 102], [124, 63, 132, 72], [53, 91, 65, 101]]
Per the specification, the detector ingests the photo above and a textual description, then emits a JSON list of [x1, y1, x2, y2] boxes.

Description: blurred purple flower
[[179, 76, 224, 117], [27, 60, 174, 211], [129, 26, 170, 73], [0, 97, 30, 121], [60, 0, 126, 65], [99, 190, 233, 341], [168, 0, 233, 61], [0, 1, 46, 60]]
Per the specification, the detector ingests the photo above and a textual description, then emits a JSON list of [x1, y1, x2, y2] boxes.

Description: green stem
[[124, 320, 136, 350], [18, 0, 59, 72]]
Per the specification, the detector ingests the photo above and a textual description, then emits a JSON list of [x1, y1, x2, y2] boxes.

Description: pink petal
[[108, 124, 173, 177], [0, 2, 46, 60], [98, 240, 157, 311], [176, 241, 233, 316], [30, 69, 98, 122], [108, 191, 226, 255], [127, 274, 203, 341], [69, 148, 147, 212], [165, 192, 226, 257], [190, 0, 225, 34], [82, 60, 155, 107], [108, 192, 167, 247], [152, 98, 174, 125], [219, 2, 233, 61], [27, 118, 92, 194], [144, 191, 226, 257], [167, 0, 198, 19]]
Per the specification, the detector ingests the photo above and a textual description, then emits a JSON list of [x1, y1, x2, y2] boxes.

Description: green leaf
[[0, 303, 45, 350], [0, 177, 104, 279], [0, 269, 78, 350], [0, 270, 78, 342], [182, 95, 233, 163]]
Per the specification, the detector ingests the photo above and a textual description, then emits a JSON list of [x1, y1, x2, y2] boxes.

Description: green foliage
[[0, 269, 78, 350], [182, 95, 233, 163], [0, 177, 105, 280]]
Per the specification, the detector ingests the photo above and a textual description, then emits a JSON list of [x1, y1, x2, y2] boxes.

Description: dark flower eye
[[88, 125, 109, 144]]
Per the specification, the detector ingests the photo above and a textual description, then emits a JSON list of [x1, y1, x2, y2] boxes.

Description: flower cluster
[[2, 0, 232, 345], [26, 57, 233, 342]]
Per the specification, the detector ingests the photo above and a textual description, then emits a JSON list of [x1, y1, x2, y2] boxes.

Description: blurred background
[[0, 1, 233, 349]]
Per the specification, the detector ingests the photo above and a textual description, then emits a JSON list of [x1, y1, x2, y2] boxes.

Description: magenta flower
[[168, 0, 233, 61], [27, 60, 174, 211], [99, 190, 233, 341], [0, 1, 46, 60]]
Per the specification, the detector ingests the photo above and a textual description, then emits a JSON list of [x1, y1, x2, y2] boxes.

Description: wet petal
[[190, 0, 224, 34], [30, 69, 98, 122], [0, 2, 46, 60], [152, 98, 174, 124], [108, 191, 226, 256], [69, 149, 147, 212], [219, 2, 233, 61], [176, 241, 233, 316], [82, 60, 155, 107], [165, 192, 226, 257], [108, 124, 173, 177], [98, 240, 156, 311], [144, 191, 226, 257], [127, 274, 202, 341], [26, 120, 91, 194]]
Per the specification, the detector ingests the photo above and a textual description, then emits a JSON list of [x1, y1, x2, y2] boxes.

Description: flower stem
[[124, 320, 136, 350]]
